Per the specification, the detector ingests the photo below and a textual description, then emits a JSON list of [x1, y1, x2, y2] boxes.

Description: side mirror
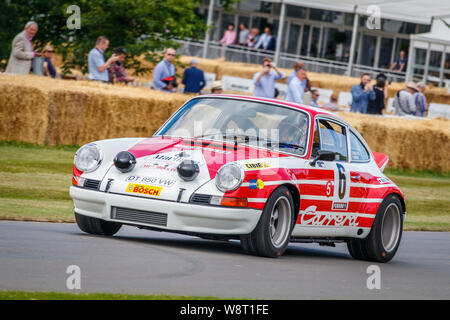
[[309, 150, 335, 167]]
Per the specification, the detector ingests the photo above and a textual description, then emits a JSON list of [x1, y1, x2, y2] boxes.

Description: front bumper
[[70, 186, 262, 235]]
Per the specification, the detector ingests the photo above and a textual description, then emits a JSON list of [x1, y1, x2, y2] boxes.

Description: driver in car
[[278, 118, 307, 151]]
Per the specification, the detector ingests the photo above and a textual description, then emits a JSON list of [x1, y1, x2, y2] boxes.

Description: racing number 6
[[336, 163, 346, 200]]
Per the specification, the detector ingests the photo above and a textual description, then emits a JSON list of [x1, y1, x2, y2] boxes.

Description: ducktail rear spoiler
[[372, 152, 389, 172]]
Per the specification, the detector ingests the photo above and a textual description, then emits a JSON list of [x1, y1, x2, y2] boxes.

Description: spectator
[[310, 89, 320, 108], [414, 82, 428, 117], [367, 73, 387, 115], [182, 59, 206, 94], [220, 24, 237, 60], [253, 58, 285, 98], [88, 36, 119, 82], [322, 93, 340, 112], [350, 73, 376, 113], [245, 28, 260, 48], [238, 24, 250, 46], [108, 47, 136, 84], [220, 23, 237, 46], [245, 28, 260, 63], [389, 50, 408, 72], [255, 27, 276, 52], [287, 61, 304, 84], [6, 21, 41, 75], [210, 81, 223, 94], [153, 48, 177, 92], [285, 68, 307, 104], [42, 45, 56, 78], [393, 82, 418, 116]]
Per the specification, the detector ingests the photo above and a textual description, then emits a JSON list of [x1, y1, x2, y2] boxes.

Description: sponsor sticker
[[126, 183, 162, 196], [126, 176, 176, 188], [244, 162, 270, 170], [249, 179, 265, 190]]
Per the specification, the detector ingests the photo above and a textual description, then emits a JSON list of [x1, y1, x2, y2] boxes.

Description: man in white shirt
[[285, 68, 308, 104]]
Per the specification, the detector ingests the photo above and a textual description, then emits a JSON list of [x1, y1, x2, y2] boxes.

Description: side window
[[350, 131, 370, 162], [317, 119, 348, 161], [311, 122, 320, 158]]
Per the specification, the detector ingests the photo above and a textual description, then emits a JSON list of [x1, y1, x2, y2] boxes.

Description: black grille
[[111, 207, 167, 226], [190, 194, 212, 204], [84, 179, 101, 190]]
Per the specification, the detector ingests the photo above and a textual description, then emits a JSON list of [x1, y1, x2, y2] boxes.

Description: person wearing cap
[[6, 21, 41, 75], [182, 59, 205, 94], [393, 83, 418, 116], [153, 48, 177, 92], [108, 47, 135, 84], [210, 81, 223, 94], [42, 45, 56, 78], [414, 82, 428, 117]]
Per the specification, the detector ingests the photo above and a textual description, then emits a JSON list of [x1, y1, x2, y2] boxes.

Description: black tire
[[347, 194, 403, 263], [75, 212, 122, 236], [241, 186, 295, 258]]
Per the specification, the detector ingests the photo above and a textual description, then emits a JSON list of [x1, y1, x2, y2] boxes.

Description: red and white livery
[[70, 95, 405, 262]]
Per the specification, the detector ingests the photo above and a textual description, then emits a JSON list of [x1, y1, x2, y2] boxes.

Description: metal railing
[[176, 39, 410, 82]]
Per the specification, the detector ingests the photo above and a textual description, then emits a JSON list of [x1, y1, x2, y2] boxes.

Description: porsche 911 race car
[[70, 95, 405, 262]]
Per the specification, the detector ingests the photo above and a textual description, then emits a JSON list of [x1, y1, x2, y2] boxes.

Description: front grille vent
[[190, 194, 212, 204], [84, 179, 101, 190], [111, 206, 167, 226]]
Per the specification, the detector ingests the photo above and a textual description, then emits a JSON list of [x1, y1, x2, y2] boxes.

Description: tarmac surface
[[0, 221, 449, 299]]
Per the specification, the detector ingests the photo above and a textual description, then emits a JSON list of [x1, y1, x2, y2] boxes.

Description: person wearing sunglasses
[[42, 45, 56, 78], [153, 48, 177, 92]]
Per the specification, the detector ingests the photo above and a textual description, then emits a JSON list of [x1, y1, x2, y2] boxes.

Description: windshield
[[158, 98, 310, 155]]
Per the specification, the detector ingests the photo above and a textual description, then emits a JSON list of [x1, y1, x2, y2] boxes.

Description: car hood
[[102, 136, 284, 202]]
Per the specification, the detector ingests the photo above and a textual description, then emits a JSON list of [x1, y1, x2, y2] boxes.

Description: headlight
[[215, 163, 244, 192], [74, 144, 103, 173]]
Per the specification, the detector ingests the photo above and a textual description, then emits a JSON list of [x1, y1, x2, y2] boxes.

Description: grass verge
[[0, 141, 449, 231], [0, 290, 226, 300]]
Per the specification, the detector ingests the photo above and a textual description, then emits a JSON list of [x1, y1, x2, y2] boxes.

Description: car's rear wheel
[[347, 194, 403, 263], [241, 186, 295, 258], [75, 212, 122, 236]]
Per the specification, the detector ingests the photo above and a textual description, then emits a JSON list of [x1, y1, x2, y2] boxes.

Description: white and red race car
[[70, 95, 405, 262]]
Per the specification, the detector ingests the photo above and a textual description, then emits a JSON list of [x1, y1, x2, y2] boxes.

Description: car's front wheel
[[347, 194, 403, 263], [75, 212, 122, 236], [241, 186, 295, 258]]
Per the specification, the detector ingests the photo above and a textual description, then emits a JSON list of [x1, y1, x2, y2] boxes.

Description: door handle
[[351, 174, 361, 181]]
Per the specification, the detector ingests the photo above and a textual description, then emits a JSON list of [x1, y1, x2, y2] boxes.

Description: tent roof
[[265, 0, 450, 25]]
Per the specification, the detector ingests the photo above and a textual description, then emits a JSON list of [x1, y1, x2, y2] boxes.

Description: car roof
[[197, 94, 346, 124]]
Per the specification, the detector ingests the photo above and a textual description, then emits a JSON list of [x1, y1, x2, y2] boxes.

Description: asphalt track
[[0, 221, 449, 299]]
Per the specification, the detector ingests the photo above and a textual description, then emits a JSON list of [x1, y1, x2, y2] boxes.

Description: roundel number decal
[[336, 163, 346, 200], [333, 163, 350, 211]]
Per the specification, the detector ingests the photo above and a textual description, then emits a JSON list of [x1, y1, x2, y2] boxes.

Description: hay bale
[[0, 73, 449, 172], [0, 76, 49, 144]]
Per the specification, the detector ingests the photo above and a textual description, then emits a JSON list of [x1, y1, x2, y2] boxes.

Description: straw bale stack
[[0, 73, 448, 171]]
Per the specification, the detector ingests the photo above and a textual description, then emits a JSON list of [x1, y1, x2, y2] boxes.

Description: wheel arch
[[279, 183, 301, 224]]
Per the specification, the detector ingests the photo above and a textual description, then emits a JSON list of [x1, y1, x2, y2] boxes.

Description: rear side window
[[314, 119, 348, 161], [350, 131, 370, 162]]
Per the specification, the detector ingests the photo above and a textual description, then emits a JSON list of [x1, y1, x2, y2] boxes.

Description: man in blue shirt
[[182, 59, 205, 94], [285, 68, 307, 104], [351, 73, 376, 113], [153, 48, 177, 92], [255, 27, 276, 51], [88, 36, 119, 82], [253, 58, 285, 98]]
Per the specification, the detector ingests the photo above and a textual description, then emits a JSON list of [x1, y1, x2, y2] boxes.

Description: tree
[[1, 0, 240, 74]]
